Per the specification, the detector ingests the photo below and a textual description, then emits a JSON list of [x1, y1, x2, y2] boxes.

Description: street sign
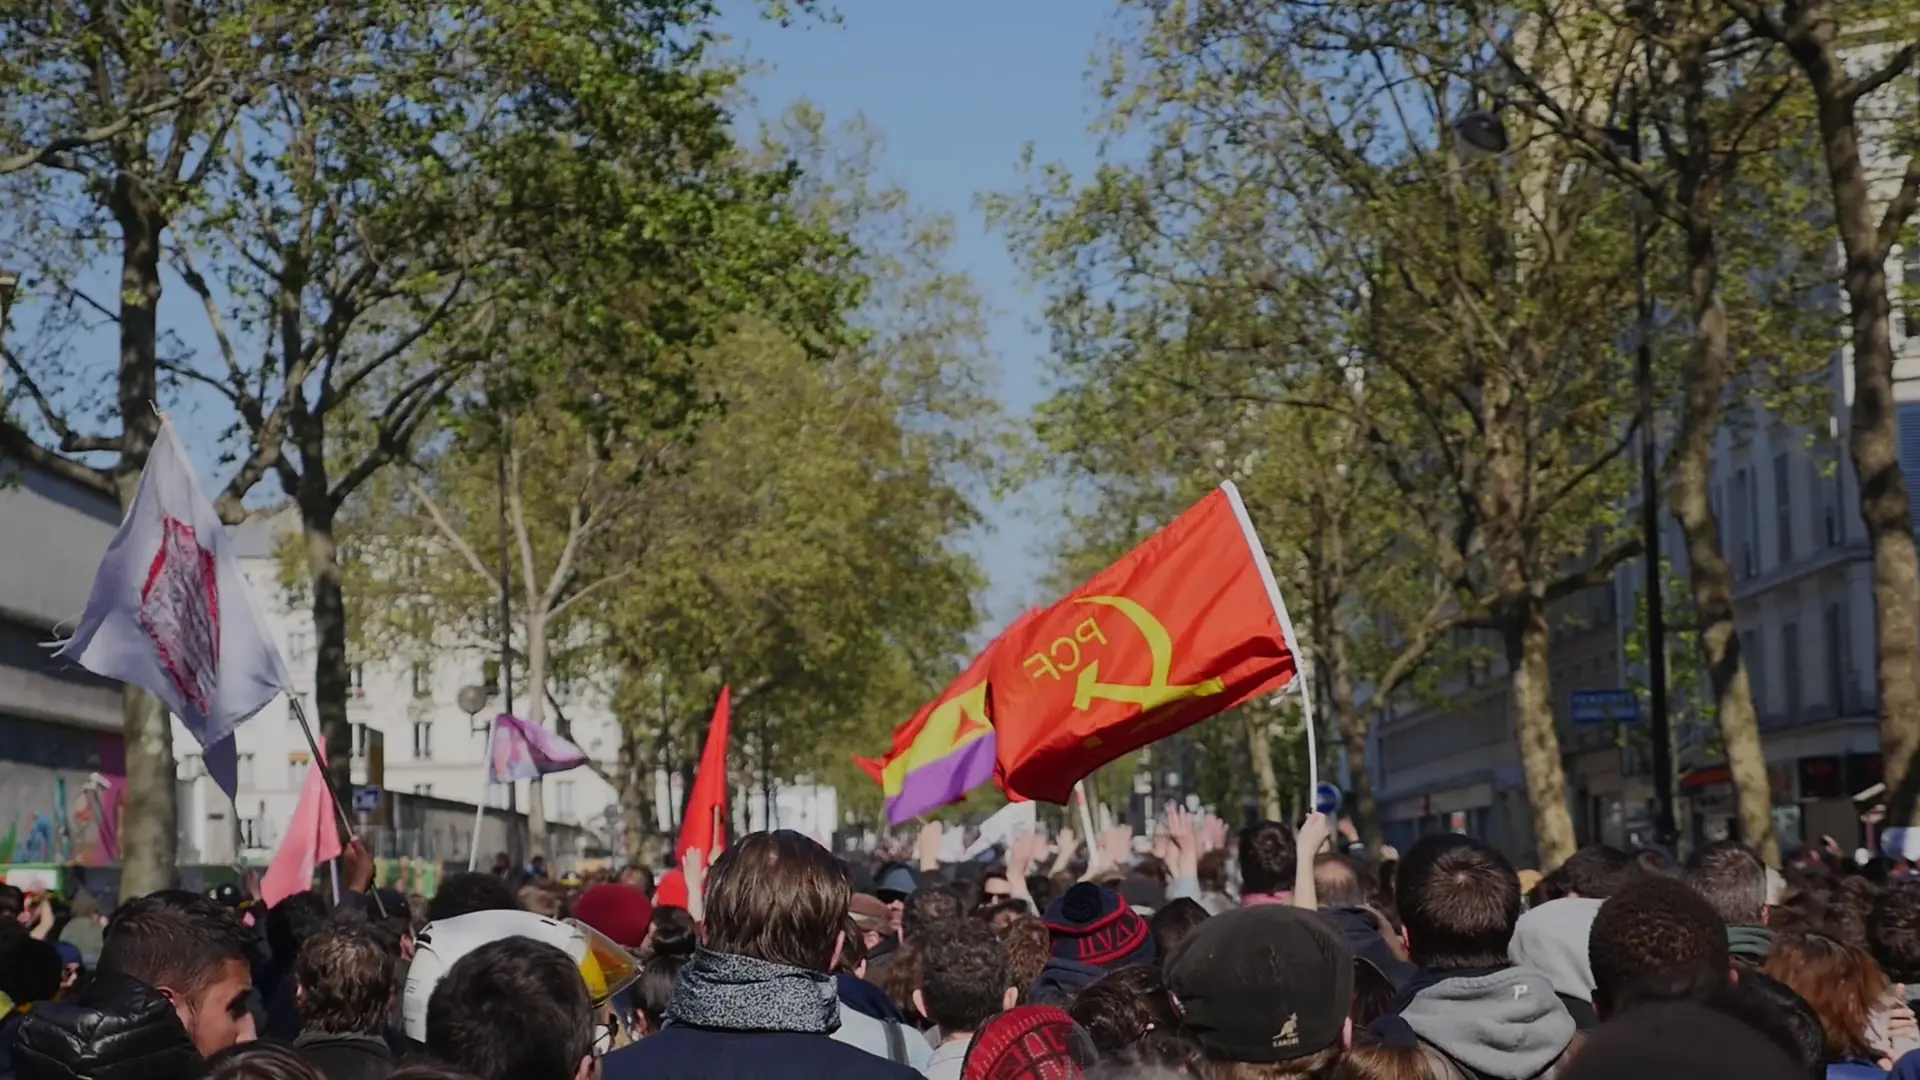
[[352, 786, 382, 814], [1571, 689, 1639, 726], [1312, 782, 1342, 816]]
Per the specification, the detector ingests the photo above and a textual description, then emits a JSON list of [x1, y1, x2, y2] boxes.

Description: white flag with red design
[[55, 416, 291, 799]]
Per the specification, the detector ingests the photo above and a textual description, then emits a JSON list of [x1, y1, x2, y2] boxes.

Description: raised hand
[[917, 820, 944, 871]]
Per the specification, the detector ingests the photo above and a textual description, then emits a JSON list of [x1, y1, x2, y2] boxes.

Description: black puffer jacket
[[14, 973, 202, 1080]]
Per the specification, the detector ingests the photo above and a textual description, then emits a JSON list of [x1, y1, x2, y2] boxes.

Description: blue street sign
[[352, 786, 382, 814], [1571, 689, 1640, 725], [1312, 782, 1342, 815]]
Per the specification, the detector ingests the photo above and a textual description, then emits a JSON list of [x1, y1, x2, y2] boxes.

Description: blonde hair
[[1208, 1048, 1342, 1080]]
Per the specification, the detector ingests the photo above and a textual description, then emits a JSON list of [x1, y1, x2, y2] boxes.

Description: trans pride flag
[[856, 612, 1035, 826]]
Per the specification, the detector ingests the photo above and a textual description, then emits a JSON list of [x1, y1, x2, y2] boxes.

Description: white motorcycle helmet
[[402, 909, 641, 1043]]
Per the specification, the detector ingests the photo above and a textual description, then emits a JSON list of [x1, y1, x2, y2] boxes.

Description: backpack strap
[[884, 1019, 907, 1065]]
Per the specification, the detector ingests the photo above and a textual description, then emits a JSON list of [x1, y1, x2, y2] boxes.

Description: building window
[[287, 753, 310, 789], [1781, 621, 1801, 721], [1813, 452, 1842, 547], [237, 753, 256, 791], [1773, 452, 1793, 565], [1825, 601, 1851, 711], [239, 815, 260, 849], [351, 664, 365, 691], [288, 630, 312, 659], [555, 781, 575, 822], [413, 721, 434, 760], [1743, 468, 1761, 577], [413, 783, 434, 797], [411, 661, 431, 699]]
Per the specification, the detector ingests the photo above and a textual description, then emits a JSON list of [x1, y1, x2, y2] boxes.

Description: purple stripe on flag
[[884, 734, 997, 826]]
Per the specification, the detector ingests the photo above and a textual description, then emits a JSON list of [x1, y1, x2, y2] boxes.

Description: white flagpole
[[1222, 481, 1319, 798], [1073, 782, 1097, 849], [469, 713, 499, 871]]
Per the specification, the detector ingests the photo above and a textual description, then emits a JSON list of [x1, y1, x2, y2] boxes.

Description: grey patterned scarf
[[665, 947, 841, 1034]]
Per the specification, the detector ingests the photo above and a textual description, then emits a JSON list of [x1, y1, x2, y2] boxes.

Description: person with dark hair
[[263, 892, 334, 1041], [1195, 850, 1233, 915], [633, 944, 692, 1037], [386, 1066, 482, 1080], [1164, 905, 1352, 1079], [17, 890, 258, 1080], [293, 919, 397, 1080], [424, 937, 595, 1080], [1686, 840, 1774, 964], [1238, 820, 1298, 905], [423, 874, 517, 924], [1348, 959, 1399, 1029], [997, 917, 1050, 1007], [1368, 835, 1575, 1080], [903, 887, 965, 947], [0, 930, 66, 1075], [1588, 876, 1731, 1020], [1067, 966, 1178, 1059], [1031, 883, 1157, 1005], [1557, 845, 1645, 900], [205, 1041, 327, 1080], [1559, 1002, 1804, 1080], [1148, 898, 1209, 959], [602, 830, 923, 1080], [915, 922, 1015, 1079], [1715, 970, 1830, 1080], [1872, 883, 1920, 996]]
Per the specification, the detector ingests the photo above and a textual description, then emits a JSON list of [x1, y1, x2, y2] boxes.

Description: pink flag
[[489, 714, 588, 783], [262, 745, 342, 908]]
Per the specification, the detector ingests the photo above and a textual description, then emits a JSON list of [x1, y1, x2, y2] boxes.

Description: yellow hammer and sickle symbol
[[1071, 595, 1226, 714]]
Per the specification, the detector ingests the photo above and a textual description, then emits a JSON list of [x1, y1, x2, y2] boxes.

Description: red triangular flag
[[262, 743, 343, 907], [677, 687, 730, 861]]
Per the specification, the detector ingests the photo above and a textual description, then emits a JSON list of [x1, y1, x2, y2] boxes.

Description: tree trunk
[[1670, 216, 1779, 865], [1779, 19, 1920, 824], [524, 608, 549, 859], [1247, 709, 1283, 822], [617, 725, 648, 866], [1325, 625, 1382, 854], [1508, 599, 1576, 868], [111, 174, 175, 897], [297, 495, 354, 817]]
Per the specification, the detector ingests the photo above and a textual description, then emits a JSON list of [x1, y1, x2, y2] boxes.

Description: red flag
[[677, 687, 730, 861], [989, 482, 1300, 803], [262, 744, 343, 907]]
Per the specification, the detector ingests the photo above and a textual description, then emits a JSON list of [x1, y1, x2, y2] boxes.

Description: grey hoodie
[[1397, 966, 1576, 1080], [1507, 898, 1602, 1004]]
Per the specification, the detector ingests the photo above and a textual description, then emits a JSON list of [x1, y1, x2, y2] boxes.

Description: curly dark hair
[[1870, 881, 1920, 984], [1559, 845, 1646, 900], [999, 915, 1051, 1005], [1589, 876, 1728, 1017], [1068, 965, 1179, 1057], [919, 919, 1010, 1035], [1239, 821, 1298, 896], [294, 916, 395, 1036]]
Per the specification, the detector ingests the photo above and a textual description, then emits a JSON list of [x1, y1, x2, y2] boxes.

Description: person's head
[[914, 919, 1015, 1037], [633, 949, 689, 1037], [646, 905, 697, 958], [1685, 841, 1771, 928], [1150, 898, 1210, 959], [1869, 880, 1920, 986], [1197, 850, 1231, 895], [428, 872, 519, 922], [1044, 883, 1157, 973], [999, 915, 1052, 1005], [517, 883, 564, 919], [1716, 970, 1827, 1080], [1588, 876, 1729, 1018], [1068, 965, 1179, 1057], [1558, 845, 1645, 900], [0, 884, 24, 923], [570, 884, 652, 951], [1313, 855, 1372, 910], [962, 1006, 1099, 1080], [99, 890, 258, 1057], [618, 865, 655, 896], [1238, 821, 1298, 897], [1762, 931, 1889, 1064], [0, 929, 63, 1006], [389, 1066, 484, 1080], [265, 891, 330, 973], [1163, 905, 1353, 1073], [837, 914, 869, 976], [425, 937, 596, 1080], [1557, 1002, 1804, 1080], [294, 917, 395, 1037], [1394, 835, 1520, 971], [704, 830, 849, 973], [1347, 959, 1398, 1028], [904, 884, 967, 946], [1331, 1044, 1447, 1080], [203, 1041, 326, 1080], [980, 866, 1015, 909]]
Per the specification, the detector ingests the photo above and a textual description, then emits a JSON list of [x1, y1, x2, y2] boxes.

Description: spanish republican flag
[[856, 613, 1037, 826], [988, 482, 1300, 803]]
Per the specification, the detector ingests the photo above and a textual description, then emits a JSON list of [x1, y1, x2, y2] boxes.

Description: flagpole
[[287, 697, 384, 916], [469, 713, 499, 872], [1072, 782, 1097, 853], [1221, 480, 1319, 799]]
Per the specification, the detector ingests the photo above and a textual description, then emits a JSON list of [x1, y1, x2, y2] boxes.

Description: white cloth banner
[[55, 416, 290, 799], [965, 800, 1038, 859]]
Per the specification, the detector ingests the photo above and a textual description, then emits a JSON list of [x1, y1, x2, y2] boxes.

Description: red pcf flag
[[988, 482, 1300, 803]]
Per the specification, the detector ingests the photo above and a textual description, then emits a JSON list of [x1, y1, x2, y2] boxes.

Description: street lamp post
[[1451, 108, 1675, 847]]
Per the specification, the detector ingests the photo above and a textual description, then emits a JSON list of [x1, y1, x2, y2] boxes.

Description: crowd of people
[[0, 811, 1915, 1080]]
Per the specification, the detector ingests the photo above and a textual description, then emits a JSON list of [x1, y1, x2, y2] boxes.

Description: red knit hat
[[571, 883, 653, 949], [652, 869, 690, 912], [1042, 883, 1154, 967], [963, 1006, 1097, 1080]]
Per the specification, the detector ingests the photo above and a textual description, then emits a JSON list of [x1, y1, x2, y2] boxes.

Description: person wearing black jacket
[[15, 891, 258, 1080], [292, 918, 397, 1080]]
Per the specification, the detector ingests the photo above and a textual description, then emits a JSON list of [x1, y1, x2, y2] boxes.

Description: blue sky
[[715, 1, 1113, 633]]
